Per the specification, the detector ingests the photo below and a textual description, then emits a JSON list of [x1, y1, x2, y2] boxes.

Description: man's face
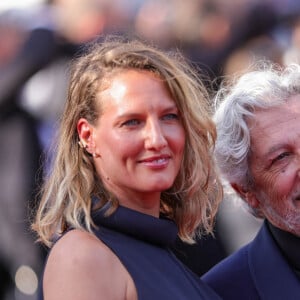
[[246, 95, 300, 236]]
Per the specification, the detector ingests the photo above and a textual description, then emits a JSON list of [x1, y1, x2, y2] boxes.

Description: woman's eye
[[162, 113, 179, 121], [121, 119, 140, 127]]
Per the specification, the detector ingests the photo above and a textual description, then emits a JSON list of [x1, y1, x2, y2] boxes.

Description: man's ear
[[77, 118, 95, 155], [230, 183, 260, 209]]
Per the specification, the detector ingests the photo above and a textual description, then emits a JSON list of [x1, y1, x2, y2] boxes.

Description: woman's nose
[[144, 120, 167, 150]]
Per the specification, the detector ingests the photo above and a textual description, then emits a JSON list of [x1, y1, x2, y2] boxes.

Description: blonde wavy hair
[[32, 36, 222, 248]]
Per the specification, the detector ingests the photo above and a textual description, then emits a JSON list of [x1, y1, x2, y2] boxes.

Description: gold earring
[[78, 140, 87, 149]]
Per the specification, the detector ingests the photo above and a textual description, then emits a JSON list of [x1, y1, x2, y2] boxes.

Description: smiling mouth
[[139, 155, 171, 163], [152, 158, 168, 163], [138, 156, 171, 168]]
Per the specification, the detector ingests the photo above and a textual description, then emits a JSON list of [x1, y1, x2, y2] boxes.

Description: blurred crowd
[[1, 0, 300, 299]]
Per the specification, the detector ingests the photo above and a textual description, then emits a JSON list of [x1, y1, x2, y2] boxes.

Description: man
[[202, 63, 300, 299]]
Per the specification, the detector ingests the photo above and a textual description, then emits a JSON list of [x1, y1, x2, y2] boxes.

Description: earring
[[93, 153, 100, 158], [78, 140, 87, 149]]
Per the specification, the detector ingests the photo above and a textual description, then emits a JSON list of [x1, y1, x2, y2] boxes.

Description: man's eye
[[272, 152, 290, 164], [121, 119, 140, 126]]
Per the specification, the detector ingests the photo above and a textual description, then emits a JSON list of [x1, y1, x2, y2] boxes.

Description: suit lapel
[[249, 222, 300, 299]]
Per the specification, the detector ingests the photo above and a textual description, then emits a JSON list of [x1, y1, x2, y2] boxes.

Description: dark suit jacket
[[202, 221, 300, 299]]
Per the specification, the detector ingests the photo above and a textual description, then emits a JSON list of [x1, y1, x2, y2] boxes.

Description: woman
[[32, 36, 223, 299]]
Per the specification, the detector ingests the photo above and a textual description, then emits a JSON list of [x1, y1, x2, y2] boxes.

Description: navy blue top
[[38, 203, 221, 299], [91, 204, 222, 299]]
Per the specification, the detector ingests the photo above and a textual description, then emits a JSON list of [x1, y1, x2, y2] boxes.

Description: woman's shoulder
[[43, 229, 137, 299], [50, 229, 111, 262]]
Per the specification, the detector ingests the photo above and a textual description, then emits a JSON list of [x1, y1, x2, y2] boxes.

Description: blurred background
[[1, 0, 300, 299]]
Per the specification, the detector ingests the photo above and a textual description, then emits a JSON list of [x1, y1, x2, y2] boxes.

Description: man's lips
[[291, 189, 300, 201]]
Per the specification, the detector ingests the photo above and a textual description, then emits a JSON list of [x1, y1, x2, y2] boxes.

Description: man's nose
[[296, 150, 300, 174], [297, 150, 300, 166]]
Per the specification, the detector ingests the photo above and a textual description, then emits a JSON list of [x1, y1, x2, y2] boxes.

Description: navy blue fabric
[[92, 204, 222, 300], [202, 221, 300, 300], [268, 222, 300, 275]]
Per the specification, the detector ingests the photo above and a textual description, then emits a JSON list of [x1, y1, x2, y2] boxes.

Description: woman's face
[[246, 95, 300, 236], [80, 69, 185, 215]]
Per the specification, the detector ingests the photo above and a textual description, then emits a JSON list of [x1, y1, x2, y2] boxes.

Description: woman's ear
[[231, 183, 260, 209], [77, 118, 94, 155]]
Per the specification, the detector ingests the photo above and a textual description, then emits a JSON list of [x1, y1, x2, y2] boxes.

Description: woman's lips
[[138, 155, 171, 168]]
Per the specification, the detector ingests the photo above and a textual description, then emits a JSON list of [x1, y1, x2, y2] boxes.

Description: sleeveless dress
[[91, 204, 222, 299], [38, 203, 222, 299]]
